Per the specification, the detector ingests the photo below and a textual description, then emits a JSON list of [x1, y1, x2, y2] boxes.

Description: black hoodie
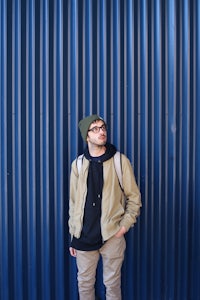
[[71, 143, 116, 251]]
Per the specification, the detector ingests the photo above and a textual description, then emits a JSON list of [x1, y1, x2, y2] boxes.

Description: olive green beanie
[[78, 114, 104, 142]]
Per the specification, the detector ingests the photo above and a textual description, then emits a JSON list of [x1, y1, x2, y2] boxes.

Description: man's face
[[86, 120, 107, 146]]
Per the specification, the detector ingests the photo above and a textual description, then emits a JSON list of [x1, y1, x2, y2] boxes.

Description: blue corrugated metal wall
[[0, 0, 200, 299]]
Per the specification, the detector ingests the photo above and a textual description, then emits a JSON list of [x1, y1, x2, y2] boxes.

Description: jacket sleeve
[[68, 159, 78, 236], [119, 155, 142, 231]]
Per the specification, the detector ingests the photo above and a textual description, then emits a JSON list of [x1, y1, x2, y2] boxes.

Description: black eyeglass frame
[[88, 124, 107, 133]]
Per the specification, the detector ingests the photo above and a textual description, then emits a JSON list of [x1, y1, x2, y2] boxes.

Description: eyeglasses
[[88, 124, 107, 134]]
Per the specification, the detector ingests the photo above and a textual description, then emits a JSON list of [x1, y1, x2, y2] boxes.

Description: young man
[[68, 114, 141, 300]]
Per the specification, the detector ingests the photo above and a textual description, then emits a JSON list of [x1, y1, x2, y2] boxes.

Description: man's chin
[[99, 140, 106, 146], [99, 137, 107, 143]]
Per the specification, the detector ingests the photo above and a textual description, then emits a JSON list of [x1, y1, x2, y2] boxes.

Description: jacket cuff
[[120, 216, 137, 232]]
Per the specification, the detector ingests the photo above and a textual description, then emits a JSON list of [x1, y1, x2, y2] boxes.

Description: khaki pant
[[76, 235, 126, 300]]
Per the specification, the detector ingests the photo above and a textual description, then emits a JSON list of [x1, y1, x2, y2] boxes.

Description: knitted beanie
[[78, 114, 104, 141]]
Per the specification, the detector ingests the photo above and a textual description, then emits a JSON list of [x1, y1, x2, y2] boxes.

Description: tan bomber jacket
[[68, 154, 142, 242]]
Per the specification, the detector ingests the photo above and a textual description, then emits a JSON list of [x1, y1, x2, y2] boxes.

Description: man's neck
[[88, 144, 106, 157]]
